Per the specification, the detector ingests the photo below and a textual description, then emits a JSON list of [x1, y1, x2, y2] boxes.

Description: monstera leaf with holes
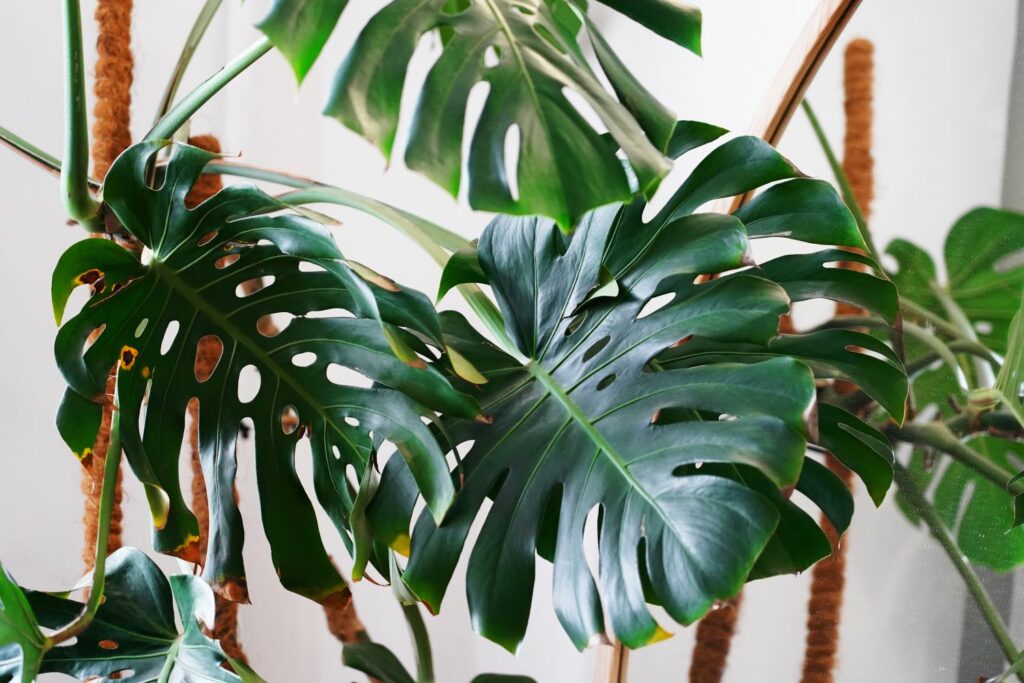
[[366, 129, 905, 651], [258, 0, 703, 229], [888, 207, 1024, 354], [6, 548, 264, 682], [51, 140, 481, 608]]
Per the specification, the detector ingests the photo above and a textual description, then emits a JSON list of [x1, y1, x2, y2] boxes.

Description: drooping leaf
[[322, 0, 699, 229], [256, 0, 351, 82], [343, 641, 415, 683], [368, 134, 902, 652], [889, 207, 1024, 354], [25, 548, 264, 682], [438, 241, 486, 302], [53, 141, 478, 606], [0, 564, 46, 683]]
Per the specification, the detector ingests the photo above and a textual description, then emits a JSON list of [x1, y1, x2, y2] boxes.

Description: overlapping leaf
[[20, 548, 263, 682], [52, 141, 479, 607], [256, 0, 703, 229], [0, 564, 45, 683], [369, 132, 903, 652]]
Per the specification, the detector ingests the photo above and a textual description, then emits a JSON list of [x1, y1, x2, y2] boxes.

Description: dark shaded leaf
[[53, 141, 476, 606], [343, 641, 415, 683]]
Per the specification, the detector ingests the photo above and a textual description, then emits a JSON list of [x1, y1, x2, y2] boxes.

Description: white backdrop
[[0, 1, 1019, 681]]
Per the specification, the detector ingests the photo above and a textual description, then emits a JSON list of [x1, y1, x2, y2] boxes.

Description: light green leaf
[[0, 563, 46, 683]]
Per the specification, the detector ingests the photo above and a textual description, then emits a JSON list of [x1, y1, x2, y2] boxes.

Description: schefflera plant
[[367, 125, 908, 652], [51, 140, 482, 607]]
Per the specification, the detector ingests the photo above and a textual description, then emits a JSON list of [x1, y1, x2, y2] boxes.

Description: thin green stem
[[153, 0, 223, 125], [0, 125, 103, 189], [888, 422, 1023, 495], [401, 603, 434, 683], [801, 99, 880, 263], [931, 281, 997, 388], [146, 37, 272, 142], [49, 405, 122, 645], [901, 298, 976, 341], [61, 0, 103, 228], [893, 461, 1022, 678]]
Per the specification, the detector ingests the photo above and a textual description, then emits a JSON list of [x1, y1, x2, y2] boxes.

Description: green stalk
[[153, 0, 223, 125], [401, 603, 434, 683], [801, 100, 880, 263], [893, 462, 1022, 678], [888, 422, 1023, 495], [146, 37, 272, 142], [49, 406, 122, 644], [61, 0, 103, 228], [931, 281, 997, 388], [0, 125, 104, 189]]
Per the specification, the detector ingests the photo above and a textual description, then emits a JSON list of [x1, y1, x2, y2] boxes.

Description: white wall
[[0, 1, 1017, 681]]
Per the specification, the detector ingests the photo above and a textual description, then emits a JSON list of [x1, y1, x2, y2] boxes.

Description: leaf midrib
[[149, 259, 348, 443]]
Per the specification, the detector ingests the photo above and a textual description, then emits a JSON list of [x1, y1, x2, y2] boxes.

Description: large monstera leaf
[[369, 131, 904, 652], [52, 141, 479, 607], [257, 0, 702, 229], [12, 549, 263, 682]]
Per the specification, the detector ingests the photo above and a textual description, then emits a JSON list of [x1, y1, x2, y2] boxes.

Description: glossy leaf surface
[[373, 134, 902, 653]]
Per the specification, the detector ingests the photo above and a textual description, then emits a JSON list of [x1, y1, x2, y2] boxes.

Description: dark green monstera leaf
[[52, 140, 480, 607], [257, 0, 702, 229], [20, 548, 263, 682], [888, 207, 1024, 354], [368, 132, 903, 652], [0, 564, 46, 683], [343, 639, 536, 683]]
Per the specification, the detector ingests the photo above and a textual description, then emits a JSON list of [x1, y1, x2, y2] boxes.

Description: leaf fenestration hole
[[565, 311, 587, 336], [638, 293, 674, 319], [327, 363, 373, 388], [298, 261, 327, 273], [483, 45, 501, 68], [281, 405, 299, 434], [332, 445, 342, 460], [194, 335, 224, 383], [160, 321, 181, 355], [596, 373, 616, 391], [237, 365, 261, 403], [291, 351, 317, 368], [236, 276, 275, 298], [344, 416, 360, 428], [582, 336, 611, 363], [975, 320, 993, 335], [98, 639, 119, 650], [215, 253, 241, 269], [197, 231, 218, 247], [134, 318, 149, 338], [503, 124, 522, 201]]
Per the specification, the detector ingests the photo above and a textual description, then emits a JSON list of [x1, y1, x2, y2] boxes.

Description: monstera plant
[[4, 0, 1016, 681]]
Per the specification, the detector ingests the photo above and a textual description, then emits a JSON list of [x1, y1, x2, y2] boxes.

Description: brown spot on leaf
[[119, 346, 139, 370], [75, 269, 103, 286], [215, 578, 250, 605]]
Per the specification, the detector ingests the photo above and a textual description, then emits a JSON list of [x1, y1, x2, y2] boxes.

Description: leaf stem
[[146, 36, 272, 142], [801, 99, 880, 263], [153, 0, 223, 125], [61, 0, 103, 228], [49, 403, 122, 645], [887, 422, 1023, 495], [930, 281, 997, 388], [892, 461, 1022, 678], [401, 603, 434, 683]]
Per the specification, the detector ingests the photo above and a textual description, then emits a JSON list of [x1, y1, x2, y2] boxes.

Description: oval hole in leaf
[[197, 231, 218, 247], [281, 405, 299, 434], [237, 365, 261, 403], [332, 445, 342, 460], [565, 311, 587, 336], [298, 261, 327, 273], [109, 670, 135, 679], [327, 363, 373, 388], [160, 321, 180, 355], [583, 336, 611, 363], [976, 320, 994, 335], [257, 312, 294, 337], [344, 416, 360, 428], [236, 276, 275, 298], [134, 318, 149, 338], [306, 308, 354, 319], [98, 639, 119, 650], [504, 124, 521, 202], [596, 373, 616, 391], [291, 352, 317, 368], [638, 293, 674, 319], [483, 45, 501, 68], [215, 253, 240, 269], [194, 335, 224, 383]]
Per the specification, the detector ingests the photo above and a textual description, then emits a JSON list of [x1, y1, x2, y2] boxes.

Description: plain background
[[0, 1, 1021, 680]]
